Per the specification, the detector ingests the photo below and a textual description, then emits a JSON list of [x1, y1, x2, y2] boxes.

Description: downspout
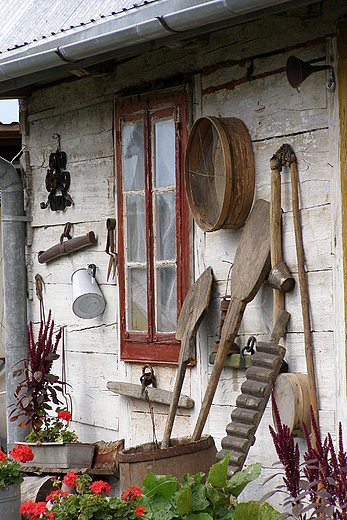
[[0, 156, 28, 449]]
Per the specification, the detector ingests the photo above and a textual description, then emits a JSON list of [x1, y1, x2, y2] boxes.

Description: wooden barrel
[[272, 373, 311, 437], [21, 476, 55, 504], [184, 117, 255, 231], [118, 436, 216, 492]]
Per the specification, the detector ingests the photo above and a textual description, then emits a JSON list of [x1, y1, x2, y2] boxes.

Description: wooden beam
[[337, 21, 347, 414]]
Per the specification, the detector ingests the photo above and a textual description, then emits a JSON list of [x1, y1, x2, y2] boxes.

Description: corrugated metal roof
[[0, 0, 156, 54]]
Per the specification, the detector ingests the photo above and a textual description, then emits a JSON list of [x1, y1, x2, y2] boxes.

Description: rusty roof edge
[[0, 0, 315, 90]]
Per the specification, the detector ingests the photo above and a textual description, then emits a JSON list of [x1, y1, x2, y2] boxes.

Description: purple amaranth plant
[[269, 391, 300, 500], [9, 310, 64, 437], [267, 391, 347, 519]]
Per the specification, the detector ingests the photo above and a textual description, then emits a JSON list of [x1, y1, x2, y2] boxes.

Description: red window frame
[[116, 90, 190, 364]]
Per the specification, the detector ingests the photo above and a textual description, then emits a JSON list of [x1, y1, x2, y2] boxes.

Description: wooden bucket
[[118, 436, 217, 491], [272, 373, 311, 437], [184, 117, 255, 231]]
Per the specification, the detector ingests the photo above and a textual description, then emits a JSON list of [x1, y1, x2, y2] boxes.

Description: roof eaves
[[0, 0, 317, 95]]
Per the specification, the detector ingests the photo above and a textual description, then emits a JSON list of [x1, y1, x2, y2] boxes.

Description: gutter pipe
[[0, 157, 28, 448], [0, 0, 312, 83]]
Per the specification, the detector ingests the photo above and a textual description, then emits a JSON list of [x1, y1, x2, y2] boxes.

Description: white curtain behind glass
[[123, 121, 147, 331]]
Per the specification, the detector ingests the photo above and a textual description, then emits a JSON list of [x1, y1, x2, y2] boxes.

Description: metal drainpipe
[[0, 156, 29, 449]]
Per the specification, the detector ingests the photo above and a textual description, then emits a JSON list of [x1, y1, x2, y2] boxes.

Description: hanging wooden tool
[[107, 381, 195, 409], [106, 218, 118, 281], [38, 222, 96, 263], [192, 199, 271, 442], [284, 144, 319, 441], [162, 266, 213, 449], [269, 149, 295, 321], [217, 308, 290, 477]]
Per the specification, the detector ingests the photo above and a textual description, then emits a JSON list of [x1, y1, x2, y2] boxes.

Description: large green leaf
[[184, 513, 214, 520], [226, 463, 262, 498], [206, 451, 232, 488], [191, 482, 210, 512], [233, 500, 279, 520], [142, 473, 177, 499], [142, 494, 176, 520], [205, 481, 229, 508], [176, 484, 192, 516]]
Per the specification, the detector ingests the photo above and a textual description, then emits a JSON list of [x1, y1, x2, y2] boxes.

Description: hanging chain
[[140, 365, 158, 448]]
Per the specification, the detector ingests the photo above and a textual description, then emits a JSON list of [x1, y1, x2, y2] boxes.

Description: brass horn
[[286, 55, 331, 88]]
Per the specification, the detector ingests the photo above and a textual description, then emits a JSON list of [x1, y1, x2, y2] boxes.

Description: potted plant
[[20, 472, 142, 520], [20, 452, 279, 520], [262, 392, 347, 519], [0, 443, 34, 520], [10, 311, 94, 470]]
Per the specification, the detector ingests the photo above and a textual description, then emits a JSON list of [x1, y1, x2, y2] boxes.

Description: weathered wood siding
[[22, 0, 345, 503]]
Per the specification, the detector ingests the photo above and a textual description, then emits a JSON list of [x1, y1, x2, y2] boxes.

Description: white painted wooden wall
[[22, 0, 345, 507]]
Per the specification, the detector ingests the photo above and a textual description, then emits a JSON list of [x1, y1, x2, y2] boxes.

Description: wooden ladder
[[216, 309, 289, 477]]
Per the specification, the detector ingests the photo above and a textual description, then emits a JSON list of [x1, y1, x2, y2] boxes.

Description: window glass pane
[[127, 268, 148, 331], [155, 119, 175, 187], [156, 266, 177, 332], [126, 195, 146, 262], [155, 192, 176, 261], [123, 121, 145, 191]]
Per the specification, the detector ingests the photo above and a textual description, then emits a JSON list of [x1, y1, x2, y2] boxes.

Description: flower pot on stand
[[0, 484, 21, 520], [24, 443, 95, 470]]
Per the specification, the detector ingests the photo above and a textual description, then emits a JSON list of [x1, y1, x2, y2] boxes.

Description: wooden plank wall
[[22, 0, 345, 503]]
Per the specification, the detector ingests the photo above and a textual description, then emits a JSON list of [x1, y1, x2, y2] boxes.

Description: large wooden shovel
[[192, 199, 271, 442], [162, 266, 213, 448]]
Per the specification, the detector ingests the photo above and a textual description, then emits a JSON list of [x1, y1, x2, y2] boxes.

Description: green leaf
[[184, 513, 214, 520], [193, 472, 205, 484], [214, 504, 235, 519], [226, 463, 262, 498], [142, 494, 176, 520], [233, 500, 279, 520], [142, 473, 177, 500], [191, 482, 210, 512], [205, 481, 228, 507], [206, 451, 232, 488], [176, 484, 192, 516]]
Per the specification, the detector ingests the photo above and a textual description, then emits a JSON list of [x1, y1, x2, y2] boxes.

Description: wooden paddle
[[161, 266, 213, 449], [192, 199, 271, 442]]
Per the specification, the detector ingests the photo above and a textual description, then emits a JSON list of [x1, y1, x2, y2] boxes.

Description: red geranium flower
[[131, 486, 142, 498], [20, 500, 47, 516], [122, 486, 142, 501], [57, 409, 72, 422], [89, 480, 110, 495], [9, 444, 34, 462], [46, 489, 69, 503], [135, 505, 146, 516], [63, 470, 78, 489], [0, 450, 6, 462]]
